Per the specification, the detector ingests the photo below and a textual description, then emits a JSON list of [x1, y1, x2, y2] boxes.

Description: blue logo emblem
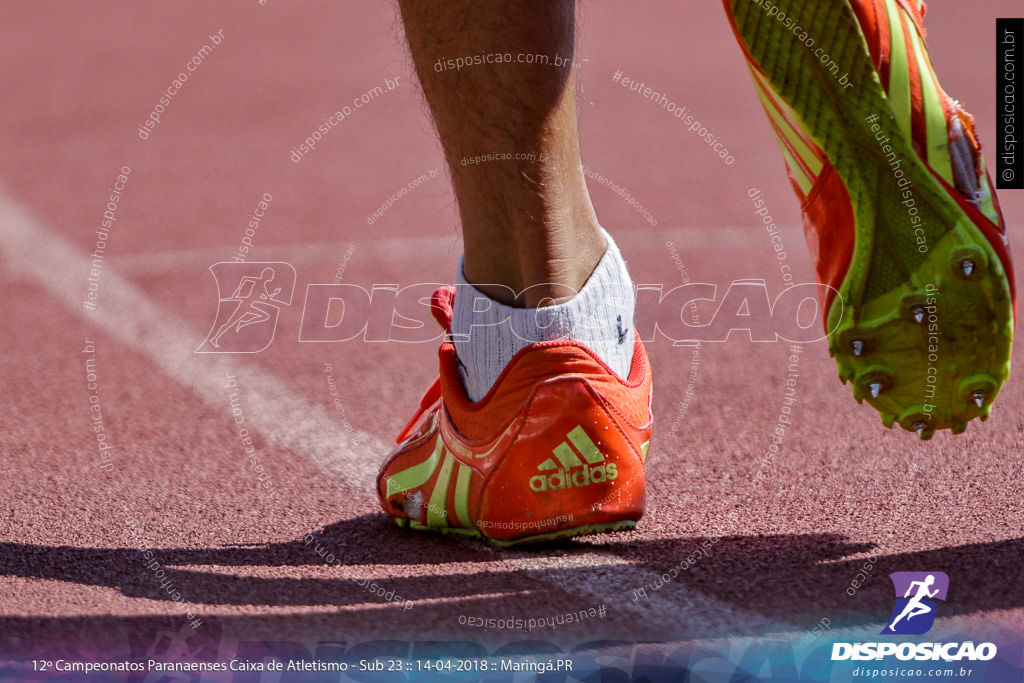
[[881, 572, 949, 635]]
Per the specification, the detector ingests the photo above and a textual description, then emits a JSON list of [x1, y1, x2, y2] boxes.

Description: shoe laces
[[393, 286, 457, 444], [430, 285, 456, 333]]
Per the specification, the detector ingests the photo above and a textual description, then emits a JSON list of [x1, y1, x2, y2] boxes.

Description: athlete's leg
[[378, 1, 651, 544], [397, 0, 636, 403], [397, 0, 602, 307]]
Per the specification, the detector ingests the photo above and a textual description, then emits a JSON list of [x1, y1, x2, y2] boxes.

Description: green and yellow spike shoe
[[723, 0, 1015, 438]]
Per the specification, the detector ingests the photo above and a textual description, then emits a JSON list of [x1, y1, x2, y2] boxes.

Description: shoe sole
[[728, 0, 1014, 437], [394, 517, 637, 548]]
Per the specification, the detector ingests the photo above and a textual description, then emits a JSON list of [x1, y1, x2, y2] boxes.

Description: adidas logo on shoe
[[529, 426, 619, 493]]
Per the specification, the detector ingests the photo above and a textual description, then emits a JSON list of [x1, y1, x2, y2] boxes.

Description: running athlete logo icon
[[197, 262, 296, 353], [881, 571, 950, 635]]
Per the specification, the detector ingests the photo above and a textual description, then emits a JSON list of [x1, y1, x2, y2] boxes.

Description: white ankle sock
[[451, 228, 636, 402]]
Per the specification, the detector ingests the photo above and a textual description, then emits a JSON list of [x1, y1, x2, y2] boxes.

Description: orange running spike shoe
[[724, 0, 1015, 439], [376, 286, 653, 546]]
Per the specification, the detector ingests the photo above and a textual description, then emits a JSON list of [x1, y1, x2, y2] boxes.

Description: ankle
[[452, 227, 635, 401], [463, 218, 606, 307]]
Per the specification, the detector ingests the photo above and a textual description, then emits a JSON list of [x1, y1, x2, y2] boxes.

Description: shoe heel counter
[[475, 377, 650, 542]]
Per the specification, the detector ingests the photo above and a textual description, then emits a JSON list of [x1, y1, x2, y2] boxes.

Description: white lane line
[[0, 185, 389, 490], [110, 227, 771, 273], [112, 236, 463, 274], [0, 186, 793, 638]]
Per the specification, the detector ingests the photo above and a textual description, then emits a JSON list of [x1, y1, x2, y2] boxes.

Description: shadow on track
[[1, 516, 1020, 625]]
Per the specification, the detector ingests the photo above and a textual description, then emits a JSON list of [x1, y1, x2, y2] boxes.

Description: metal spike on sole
[[851, 339, 865, 357], [870, 383, 882, 398]]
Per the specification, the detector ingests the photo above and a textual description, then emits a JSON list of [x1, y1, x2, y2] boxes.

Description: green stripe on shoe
[[753, 85, 814, 193], [770, 124, 814, 195], [750, 67, 824, 177], [386, 438, 443, 497], [885, 0, 913, 141], [906, 16, 955, 186], [426, 450, 456, 527], [453, 463, 473, 529]]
